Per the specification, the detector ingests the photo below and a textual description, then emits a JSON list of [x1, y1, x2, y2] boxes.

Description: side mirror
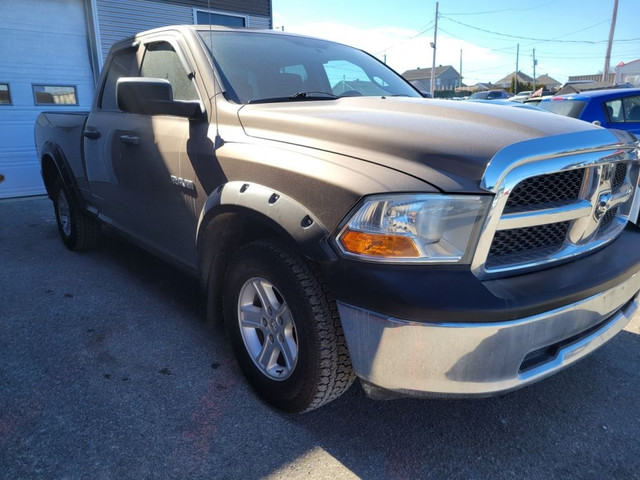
[[116, 77, 202, 119]]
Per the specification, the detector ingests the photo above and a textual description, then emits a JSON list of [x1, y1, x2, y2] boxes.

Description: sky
[[271, 0, 640, 85]]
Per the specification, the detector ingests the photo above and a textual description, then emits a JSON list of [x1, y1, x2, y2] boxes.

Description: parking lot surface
[[1, 196, 639, 479]]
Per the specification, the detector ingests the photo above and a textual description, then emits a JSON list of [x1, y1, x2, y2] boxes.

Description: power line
[[441, 16, 640, 44], [373, 21, 434, 55], [440, 2, 554, 16]]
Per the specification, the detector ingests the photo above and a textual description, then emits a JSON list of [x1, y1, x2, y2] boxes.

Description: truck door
[[84, 44, 143, 229], [87, 37, 210, 269]]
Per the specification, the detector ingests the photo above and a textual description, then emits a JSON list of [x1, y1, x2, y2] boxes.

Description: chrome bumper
[[337, 272, 640, 398]]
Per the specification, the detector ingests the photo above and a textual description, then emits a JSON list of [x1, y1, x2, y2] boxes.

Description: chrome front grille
[[472, 129, 640, 278], [504, 169, 584, 213], [487, 221, 570, 268]]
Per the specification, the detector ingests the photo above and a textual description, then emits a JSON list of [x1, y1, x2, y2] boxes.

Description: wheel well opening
[[41, 155, 59, 197], [199, 211, 297, 325]]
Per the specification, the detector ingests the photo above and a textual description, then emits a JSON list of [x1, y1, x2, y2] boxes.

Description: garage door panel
[[0, 0, 94, 198]]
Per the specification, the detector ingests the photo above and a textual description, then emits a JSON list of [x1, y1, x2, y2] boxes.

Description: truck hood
[[237, 97, 598, 192]]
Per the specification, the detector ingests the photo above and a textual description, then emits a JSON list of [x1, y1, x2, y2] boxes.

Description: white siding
[[0, 0, 94, 198]]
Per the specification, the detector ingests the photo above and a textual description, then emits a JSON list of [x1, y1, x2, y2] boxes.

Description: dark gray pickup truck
[[35, 25, 640, 412]]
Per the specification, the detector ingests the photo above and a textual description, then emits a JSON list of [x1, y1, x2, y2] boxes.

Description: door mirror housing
[[116, 77, 202, 118]]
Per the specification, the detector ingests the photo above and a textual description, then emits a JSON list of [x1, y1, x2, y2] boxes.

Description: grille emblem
[[594, 192, 612, 221]]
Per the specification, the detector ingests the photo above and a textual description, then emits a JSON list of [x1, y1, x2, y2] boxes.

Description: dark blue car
[[538, 88, 640, 135]]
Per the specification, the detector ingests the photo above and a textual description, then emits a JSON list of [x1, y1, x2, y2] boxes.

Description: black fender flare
[[39, 141, 84, 207], [196, 181, 337, 263]]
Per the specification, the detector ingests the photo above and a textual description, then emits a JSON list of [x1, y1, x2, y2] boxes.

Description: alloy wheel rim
[[237, 277, 298, 381], [58, 190, 71, 237]]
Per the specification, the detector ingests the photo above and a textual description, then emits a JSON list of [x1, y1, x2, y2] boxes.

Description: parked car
[[508, 91, 532, 103], [537, 88, 640, 134], [34, 26, 640, 413], [523, 95, 555, 106], [468, 90, 510, 100], [466, 99, 546, 111]]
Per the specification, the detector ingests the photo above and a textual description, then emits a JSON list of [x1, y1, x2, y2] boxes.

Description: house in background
[[494, 71, 534, 90], [402, 65, 461, 93], [615, 59, 640, 86], [0, 0, 271, 199], [535, 74, 561, 90]]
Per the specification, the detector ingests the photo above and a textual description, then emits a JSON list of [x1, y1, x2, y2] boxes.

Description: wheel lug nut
[[277, 334, 284, 342], [261, 318, 267, 326], [267, 307, 273, 315], [277, 318, 283, 326], [268, 334, 274, 343]]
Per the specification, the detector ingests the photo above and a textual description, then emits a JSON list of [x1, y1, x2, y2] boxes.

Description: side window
[[606, 97, 640, 123], [140, 42, 198, 101], [622, 96, 640, 122], [100, 47, 139, 110], [605, 99, 623, 122]]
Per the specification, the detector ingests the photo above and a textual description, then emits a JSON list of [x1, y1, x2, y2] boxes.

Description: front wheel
[[223, 240, 354, 413], [52, 178, 101, 250]]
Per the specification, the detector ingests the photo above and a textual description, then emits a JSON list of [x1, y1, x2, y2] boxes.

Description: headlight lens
[[336, 194, 490, 263]]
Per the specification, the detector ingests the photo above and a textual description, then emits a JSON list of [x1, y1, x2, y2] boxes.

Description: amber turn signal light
[[340, 230, 420, 258]]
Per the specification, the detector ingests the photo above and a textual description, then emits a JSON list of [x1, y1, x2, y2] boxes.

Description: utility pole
[[603, 0, 619, 82], [430, 2, 439, 96], [515, 43, 519, 94], [532, 48, 537, 91]]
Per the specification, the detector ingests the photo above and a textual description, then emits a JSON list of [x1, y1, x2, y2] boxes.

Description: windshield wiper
[[290, 91, 338, 99], [248, 92, 338, 104]]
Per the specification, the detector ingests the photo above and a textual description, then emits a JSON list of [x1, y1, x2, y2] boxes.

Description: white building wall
[[0, 0, 95, 198]]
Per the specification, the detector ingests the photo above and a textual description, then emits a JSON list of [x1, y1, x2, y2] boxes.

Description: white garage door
[[0, 0, 95, 198]]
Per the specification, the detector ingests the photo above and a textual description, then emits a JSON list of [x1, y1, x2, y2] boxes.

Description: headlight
[[335, 194, 490, 263]]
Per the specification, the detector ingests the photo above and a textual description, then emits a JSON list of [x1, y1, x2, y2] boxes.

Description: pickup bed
[[35, 25, 640, 412]]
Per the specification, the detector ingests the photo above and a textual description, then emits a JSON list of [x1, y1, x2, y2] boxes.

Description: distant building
[[568, 73, 615, 83], [463, 83, 495, 93], [402, 65, 461, 92], [494, 71, 534, 89], [615, 59, 640, 86], [535, 74, 561, 90]]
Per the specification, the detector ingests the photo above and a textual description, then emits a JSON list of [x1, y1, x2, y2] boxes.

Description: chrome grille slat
[[497, 200, 591, 230]]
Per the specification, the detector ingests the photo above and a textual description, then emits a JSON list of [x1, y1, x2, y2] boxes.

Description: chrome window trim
[[473, 129, 640, 278]]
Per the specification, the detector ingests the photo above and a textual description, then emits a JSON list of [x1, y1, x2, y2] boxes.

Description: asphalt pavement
[[1, 196, 639, 479]]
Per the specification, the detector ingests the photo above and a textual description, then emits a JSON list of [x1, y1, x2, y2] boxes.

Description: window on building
[[100, 46, 140, 110], [33, 85, 77, 105], [0, 84, 10, 104], [140, 42, 199, 101], [195, 9, 246, 27]]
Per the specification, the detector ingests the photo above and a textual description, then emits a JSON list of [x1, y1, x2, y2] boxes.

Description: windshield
[[197, 30, 420, 104]]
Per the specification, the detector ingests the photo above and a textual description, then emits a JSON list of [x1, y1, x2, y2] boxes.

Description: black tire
[[223, 240, 355, 413], [52, 178, 101, 250]]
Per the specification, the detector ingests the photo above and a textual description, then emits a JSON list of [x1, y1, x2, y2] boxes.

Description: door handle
[[83, 130, 101, 140], [119, 135, 140, 146]]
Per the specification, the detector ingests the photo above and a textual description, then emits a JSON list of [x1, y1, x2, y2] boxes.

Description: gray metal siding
[[172, 0, 270, 17], [96, 0, 271, 63]]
